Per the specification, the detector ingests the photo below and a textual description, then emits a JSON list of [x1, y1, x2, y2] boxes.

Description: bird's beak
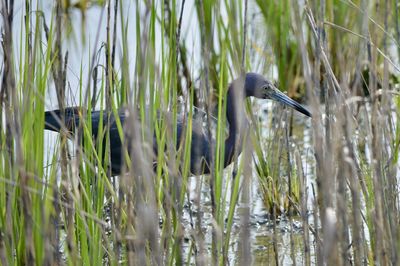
[[268, 86, 311, 117]]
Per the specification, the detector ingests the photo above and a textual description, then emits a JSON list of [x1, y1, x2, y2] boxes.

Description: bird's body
[[44, 73, 311, 176]]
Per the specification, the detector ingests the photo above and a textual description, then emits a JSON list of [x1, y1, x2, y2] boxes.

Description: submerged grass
[[1, 0, 400, 265]]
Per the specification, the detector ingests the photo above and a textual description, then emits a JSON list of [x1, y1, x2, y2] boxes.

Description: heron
[[44, 73, 311, 176]]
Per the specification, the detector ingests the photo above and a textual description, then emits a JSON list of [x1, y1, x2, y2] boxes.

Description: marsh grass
[[252, 108, 304, 217], [1, 0, 400, 265]]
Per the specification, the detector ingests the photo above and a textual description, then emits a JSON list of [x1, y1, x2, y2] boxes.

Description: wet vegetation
[[1, 0, 400, 265]]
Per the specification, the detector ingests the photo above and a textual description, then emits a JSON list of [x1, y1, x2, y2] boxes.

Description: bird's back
[[44, 107, 213, 176]]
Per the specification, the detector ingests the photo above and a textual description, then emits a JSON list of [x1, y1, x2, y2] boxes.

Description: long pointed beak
[[269, 87, 311, 117]]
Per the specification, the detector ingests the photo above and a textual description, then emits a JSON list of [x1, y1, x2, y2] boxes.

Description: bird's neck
[[224, 81, 248, 167]]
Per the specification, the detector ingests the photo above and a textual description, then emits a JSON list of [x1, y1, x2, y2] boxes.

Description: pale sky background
[[7, 0, 278, 110]]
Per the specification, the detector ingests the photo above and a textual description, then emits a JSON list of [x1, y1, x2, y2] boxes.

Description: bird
[[44, 73, 311, 176]]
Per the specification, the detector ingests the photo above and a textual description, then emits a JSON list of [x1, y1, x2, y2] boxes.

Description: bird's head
[[244, 72, 311, 117], [44, 107, 84, 133]]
